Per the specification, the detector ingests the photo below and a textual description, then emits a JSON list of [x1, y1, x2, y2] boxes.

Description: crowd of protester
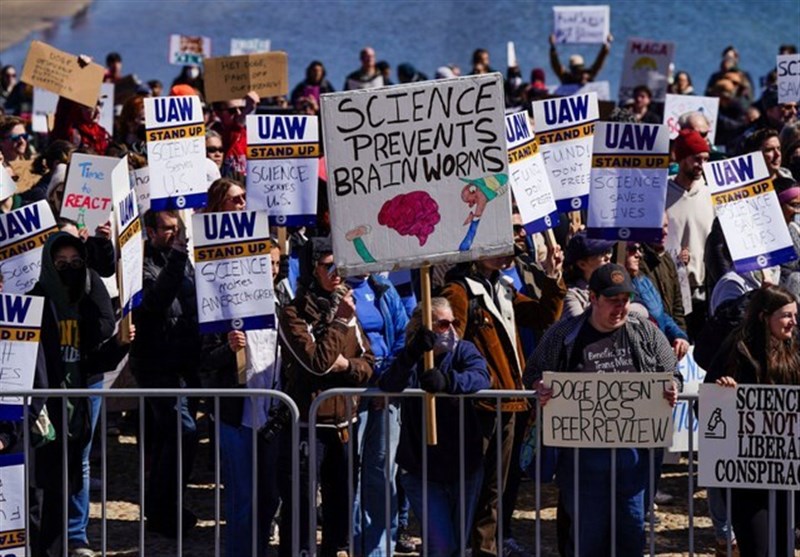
[[0, 37, 799, 557]]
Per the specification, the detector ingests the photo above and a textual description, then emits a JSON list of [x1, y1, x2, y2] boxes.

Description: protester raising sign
[[542, 371, 675, 448], [531, 92, 599, 212], [113, 170, 144, 317], [619, 38, 675, 102], [663, 94, 719, 144], [21, 41, 105, 108], [61, 153, 127, 232], [230, 38, 271, 55], [192, 211, 275, 333], [505, 112, 558, 234], [704, 152, 797, 271], [777, 54, 800, 104], [321, 74, 511, 275], [699, 384, 800, 490], [204, 52, 289, 103], [144, 95, 207, 210], [587, 122, 670, 242], [246, 114, 319, 226], [0, 452, 26, 557], [0, 292, 44, 420], [552, 5, 610, 44], [0, 201, 57, 294], [168, 34, 211, 66]]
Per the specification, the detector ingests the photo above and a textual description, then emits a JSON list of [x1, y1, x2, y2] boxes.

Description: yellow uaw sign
[[711, 179, 773, 206], [536, 121, 595, 146], [195, 239, 272, 262], [592, 154, 670, 169], [0, 227, 56, 260], [508, 138, 538, 164], [118, 218, 142, 247], [247, 143, 320, 160], [146, 123, 206, 142], [0, 529, 25, 549], [0, 326, 41, 342]]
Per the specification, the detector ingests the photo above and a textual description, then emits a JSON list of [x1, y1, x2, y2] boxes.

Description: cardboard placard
[[0, 292, 44, 419], [113, 166, 144, 317], [531, 92, 599, 212], [587, 122, 670, 242], [777, 54, 800, 104], [168, 34, 211, 66], [61, 153, 127, 233], [129, 167, 151, 214], [31, 87, 59, 133], [542, 371, 675, 448], [619, 38, 675, 103], [230, 38, 271, 55], [699, 384, 800, 490], [663, 94, 719, 144], [704, 152, 797, 271], [321, 74, 512, 276], [669, 346, 707, 453], [192, 211, 275, 333], [553, 5, 610, 44], [21, 41, 104, 108], [204, 52, 289, 103], [505, 112, 558, 234], [246, 114, 319, 226], [0, 201, 58, 294], [143, 95, 207, 210]]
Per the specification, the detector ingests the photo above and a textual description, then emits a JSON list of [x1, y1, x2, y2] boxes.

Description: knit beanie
[[673, 129, 710, 161]]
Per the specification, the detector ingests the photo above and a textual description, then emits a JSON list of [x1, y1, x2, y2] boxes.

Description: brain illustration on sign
[[378, 190, 441, 247]]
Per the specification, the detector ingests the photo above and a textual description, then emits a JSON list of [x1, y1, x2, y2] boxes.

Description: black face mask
[[58, 268, 85, 300]]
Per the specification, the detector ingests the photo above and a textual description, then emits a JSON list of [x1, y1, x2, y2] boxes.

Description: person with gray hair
[[678, 111, 711, 141]]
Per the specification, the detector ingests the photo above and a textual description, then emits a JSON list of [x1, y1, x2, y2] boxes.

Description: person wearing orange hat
[[169, 83, 197, 96]]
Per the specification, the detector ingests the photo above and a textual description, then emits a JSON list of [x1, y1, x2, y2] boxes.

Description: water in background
[[1, 0, 798, 100]]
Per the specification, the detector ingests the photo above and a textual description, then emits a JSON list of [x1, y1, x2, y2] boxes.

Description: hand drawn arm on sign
[[458, 174, 508, 251], [345, 225, 377, 264]]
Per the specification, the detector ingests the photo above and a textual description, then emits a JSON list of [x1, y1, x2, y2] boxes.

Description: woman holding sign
[[712, 284, 799, 557]]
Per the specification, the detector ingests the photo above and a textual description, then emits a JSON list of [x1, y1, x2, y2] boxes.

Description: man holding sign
[[525, 264, 680, 557]]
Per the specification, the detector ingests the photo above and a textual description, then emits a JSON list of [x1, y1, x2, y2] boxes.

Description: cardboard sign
[[619, 38, 675, 102], [31, 87, 59, 133], [98, 83, 115, 137], [20, 41, 104, 108], [0, 453, 26, 557], [246, 114, 319, 226], [0, 292, 44, 419], [168, 34, 211, 66], [663, 94, 719, 144], [129, 167, 151, 214], [321, 74, 512, 275], [505, 112, 558, 234], [542, 371, 674, 448], [531, 92, 599, 212], [669, 346, 707, 453], [699, 384, 800, 490], [553, 5, 610, 44], [113, 168, 144, 317], [61, 154, 127, 233], [0, 201, 57, 294], [230, 38, 271, 55], [204, 52, 288, 103], [777, 54, 800, 104], [144, 95, 207, 210], [704, 153, 797, 271], [587, 122, 670, 242], [192, 211, 275, 333]]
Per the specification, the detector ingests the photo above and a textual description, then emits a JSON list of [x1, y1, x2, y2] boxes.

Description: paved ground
[[0, 0, 92, 52]]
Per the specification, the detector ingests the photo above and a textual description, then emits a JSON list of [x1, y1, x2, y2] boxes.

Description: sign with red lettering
[[61, 154, 128, 233]]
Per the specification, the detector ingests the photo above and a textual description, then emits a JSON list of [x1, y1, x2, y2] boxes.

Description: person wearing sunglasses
[[210, 91, 260, 178], [205, 130, 225, 169], [0, 116, 31, 163]]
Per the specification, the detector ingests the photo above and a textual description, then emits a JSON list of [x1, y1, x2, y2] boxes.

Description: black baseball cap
[[589, 263, 635, 297]]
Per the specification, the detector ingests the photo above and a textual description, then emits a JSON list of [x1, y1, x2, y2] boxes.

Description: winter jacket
[[380, 340, 490, 483], [632, 275, 688, 343], [365, 275, 409, 378], [278, 285, 374, 426], [440, 266, 565, 412], [639, 243, 686, 332], [561, 279, 591, 321]]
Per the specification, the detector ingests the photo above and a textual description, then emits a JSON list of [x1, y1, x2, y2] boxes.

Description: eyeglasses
[[626, 244, 642, 254], [317, 261, 335, 272], [206, 146, 224, 154], [6, 133, 28, 142], [54, 258, 85, 271], [434, 318, 460, 330]]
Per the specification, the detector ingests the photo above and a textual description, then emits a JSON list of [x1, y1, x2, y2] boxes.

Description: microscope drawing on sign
[[704, 407, 726, 440]]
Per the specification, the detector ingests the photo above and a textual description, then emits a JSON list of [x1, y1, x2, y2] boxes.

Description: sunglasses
[[54, 258, 85, 271], [434, 318, 460, 330], [317, 261, 335, 272], [223, 106, 243, 114], [6, 133, 28, 142], [627, 244, 642, 254], [206, 146, 224, 154]]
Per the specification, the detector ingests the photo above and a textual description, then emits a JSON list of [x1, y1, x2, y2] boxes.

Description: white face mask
[[793, 212, 800, 227], [433, 327, 458, 355], [186, 66, 200, 80]]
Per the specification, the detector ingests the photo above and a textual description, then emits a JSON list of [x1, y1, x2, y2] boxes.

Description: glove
[[406, 327, 436, 361], [420, 368, 449, 393]]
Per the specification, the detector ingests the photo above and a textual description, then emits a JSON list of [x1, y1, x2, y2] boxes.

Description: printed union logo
[[276, 215, 287, 225], [231, 318, 244, 330], [571, 197, 581, 209], [544, 215, 552, 227], [757, 255, 768, 268], [610, 270, 625, 284], [619, 228, 631, 239], [176, 196, 186, 208]]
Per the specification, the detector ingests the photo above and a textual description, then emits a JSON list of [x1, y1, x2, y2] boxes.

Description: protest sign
[[321, 74, 512, 275], [61, 153, 127, 232], [113, 169, 144, 317], [505, 112, 558, 234], [231, 38, 271, 55], [587, 122, 670, 242], [144, 95, 207, 210], [777, 54, 800, 104], [192, 211, 275, 333], [669, 346, 707, 452], [0, 292, 44, 419], [98, 82, 115, 137], [204, 52, 288, 103], [31, 87, 59, 133], [246, 114, 319, 226], [619, 38, 675, 102], [531, 92, 598, 212], [0, 452, 26, 557], [699, 384, 800, 490], [21, 41, 104, 108], [168, 34, 211, 66], [553, 5, 610, 44], [129, 167, 151, 214], [0, 201, 57, 294], [704, 152, 797, 271], [553, 80, 611, 101], [663, 94, 719, 144], [542, 371, 674, 448]]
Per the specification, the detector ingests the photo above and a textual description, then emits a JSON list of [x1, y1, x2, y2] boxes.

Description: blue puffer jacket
[[632, 275, 688, 344], [367, 275, 410, 378]]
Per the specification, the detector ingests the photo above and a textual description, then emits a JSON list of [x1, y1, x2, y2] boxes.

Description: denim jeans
[[399, 465, 484, 557], [67, 380, 103, 545], [707, 487, 735, 542], [219, 421, 281, 557], [353, 401, 401, 557]]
